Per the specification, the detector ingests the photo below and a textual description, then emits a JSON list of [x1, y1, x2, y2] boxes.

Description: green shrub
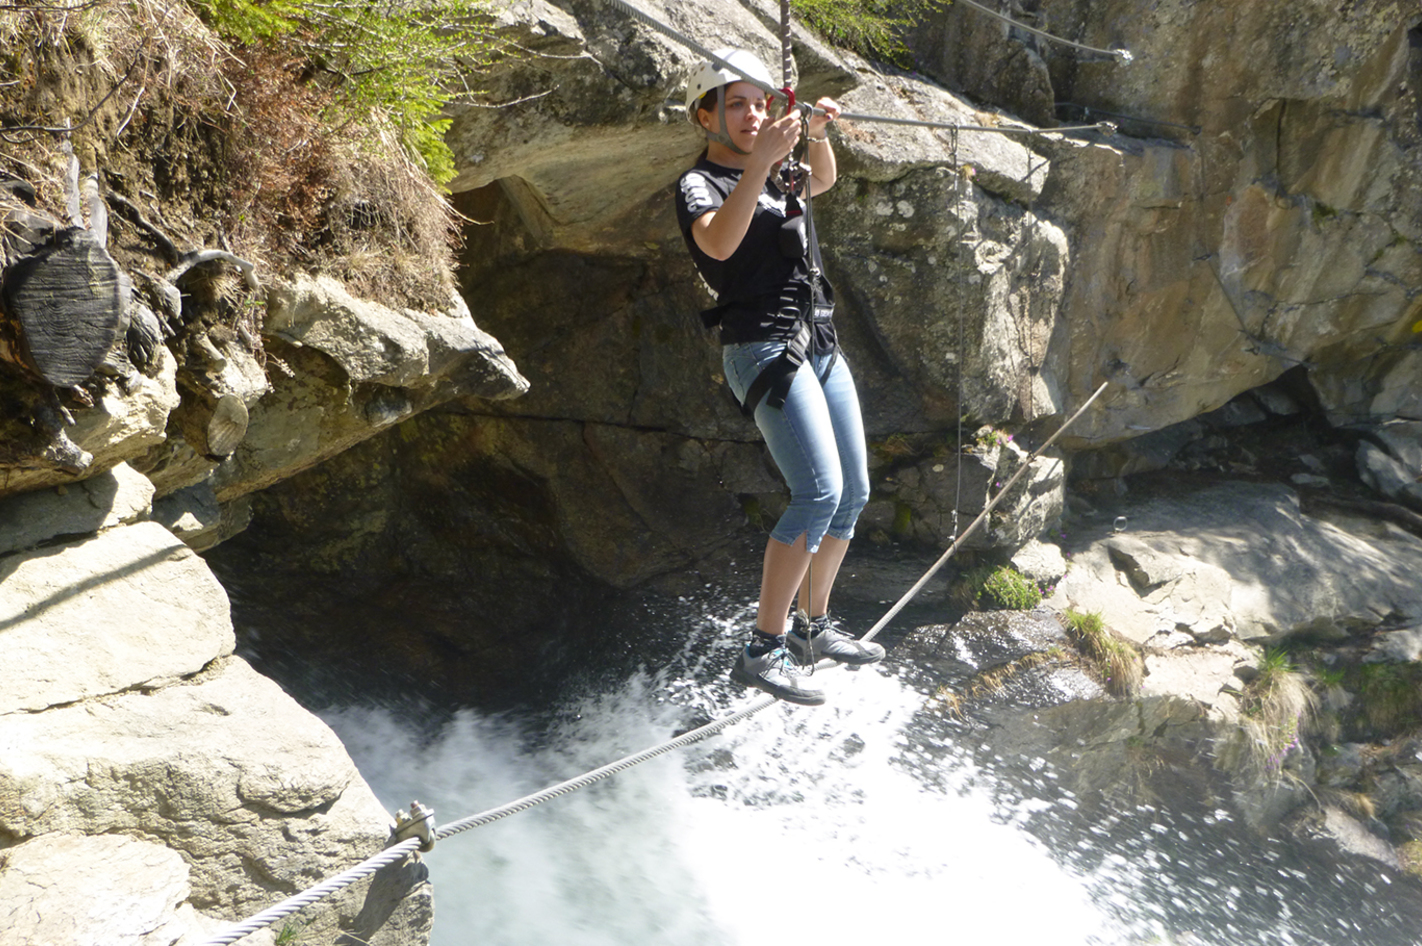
[[979, 565, 1042, 610], [189, 0, 503, 184], [790, 0, 942, 66]]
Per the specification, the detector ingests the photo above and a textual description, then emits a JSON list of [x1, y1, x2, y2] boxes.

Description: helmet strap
[[704, 94, 750, 156]]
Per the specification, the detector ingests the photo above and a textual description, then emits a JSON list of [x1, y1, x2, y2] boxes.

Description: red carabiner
[[780, 87, 796, 111]]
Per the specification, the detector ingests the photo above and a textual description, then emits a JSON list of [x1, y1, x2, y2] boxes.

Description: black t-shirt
[[675, 155, 835, 348]]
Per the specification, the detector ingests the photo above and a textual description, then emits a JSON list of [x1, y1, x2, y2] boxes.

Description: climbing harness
[[195, 0, 1135, 939], [734, 101, 837, 418]]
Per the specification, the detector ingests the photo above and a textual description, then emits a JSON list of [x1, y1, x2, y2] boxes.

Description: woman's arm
[[805, 97, 840, 197]]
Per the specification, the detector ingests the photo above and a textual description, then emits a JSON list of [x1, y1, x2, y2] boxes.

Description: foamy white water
[[324, 655, 1133, 946]]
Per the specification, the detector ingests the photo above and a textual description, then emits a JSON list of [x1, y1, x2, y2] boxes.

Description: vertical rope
[[951, 126, 965, 544], [780, 0, 793, 89]]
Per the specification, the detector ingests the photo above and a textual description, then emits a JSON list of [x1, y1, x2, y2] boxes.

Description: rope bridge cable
[[193, 838, 424, 946], [434, 694, 775, 840], [954, 0, 1133, 62], [596, 0, 1124, 139], [834, 111, 1116, 137], [194, 696, 776, 946], [858, 380, 1110, 648]]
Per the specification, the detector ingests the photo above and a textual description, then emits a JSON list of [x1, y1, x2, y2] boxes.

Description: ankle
[[748, 628, 782, 656]]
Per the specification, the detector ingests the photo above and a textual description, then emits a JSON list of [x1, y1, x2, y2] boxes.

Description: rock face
[[0, 834, 206, 946]]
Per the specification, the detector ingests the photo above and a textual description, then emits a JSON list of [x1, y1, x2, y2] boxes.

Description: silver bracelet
[[807, 134, 829, 143]]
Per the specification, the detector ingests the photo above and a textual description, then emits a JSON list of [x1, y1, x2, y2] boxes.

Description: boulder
[[0, 657, 432, 943], [205, 276, 528, 503], [0, 521, 233, 714], [0, 834, 213, 946], [1356, 420, 1422, 511], [150, 480, 252, 552], [0, 460, 153, 556], [1049, 481, 1422, 643]]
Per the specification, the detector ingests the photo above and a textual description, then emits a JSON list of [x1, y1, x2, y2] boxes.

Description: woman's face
[[699, 81, 770, 151]]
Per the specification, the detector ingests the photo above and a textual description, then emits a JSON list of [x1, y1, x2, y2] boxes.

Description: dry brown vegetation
[[0, 0, 459, 309]]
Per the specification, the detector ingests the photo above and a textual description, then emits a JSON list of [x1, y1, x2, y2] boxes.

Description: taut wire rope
[[857, 380, 1109, 648], [195, 697, 778, 946], [951, 124, 966, 545], [595, 0, 1120, 138], [954, 0, 1132, 62], [198, 1, 1125, 940]]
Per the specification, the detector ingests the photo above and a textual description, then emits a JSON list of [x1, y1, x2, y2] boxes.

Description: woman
[[674, 49, 883, 706]]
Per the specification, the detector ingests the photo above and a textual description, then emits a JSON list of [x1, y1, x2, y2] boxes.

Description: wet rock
[[1287, 805, 1402, 870]]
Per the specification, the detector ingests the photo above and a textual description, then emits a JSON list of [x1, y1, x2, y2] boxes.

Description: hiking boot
[[730, 638, 826, 706], [787, 611, 885, 666]]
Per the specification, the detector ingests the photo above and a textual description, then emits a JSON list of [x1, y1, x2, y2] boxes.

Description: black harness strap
[[741, 320, 810, 415]]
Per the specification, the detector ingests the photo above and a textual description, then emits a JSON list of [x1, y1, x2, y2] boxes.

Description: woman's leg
[[758, 533, 811, 633], [796, 353, 870, 618], [724, 342, 845, 631], [796, 534, 851, 617]]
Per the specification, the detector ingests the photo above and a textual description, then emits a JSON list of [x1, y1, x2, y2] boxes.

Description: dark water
[[224, 551, 1422, 946]]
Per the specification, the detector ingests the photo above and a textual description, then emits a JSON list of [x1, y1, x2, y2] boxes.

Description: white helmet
[[683, 48, 776, 125]]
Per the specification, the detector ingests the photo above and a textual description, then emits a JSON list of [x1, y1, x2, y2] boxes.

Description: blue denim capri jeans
[[723, 341, 871, 554]]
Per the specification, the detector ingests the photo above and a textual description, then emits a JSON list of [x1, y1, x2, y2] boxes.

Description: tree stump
[[1, 226, 126, 387]]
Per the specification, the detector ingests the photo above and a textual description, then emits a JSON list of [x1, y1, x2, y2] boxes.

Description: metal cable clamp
[[393, 801, 436, 852]]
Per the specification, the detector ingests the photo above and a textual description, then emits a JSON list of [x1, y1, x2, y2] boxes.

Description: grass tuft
[[1230, 648, 1317, 784], [1061, 609, 1142, 698]]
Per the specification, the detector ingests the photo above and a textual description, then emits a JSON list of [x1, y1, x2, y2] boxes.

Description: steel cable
[[193, 838, 424, 946], [955, 0, 1133, 62], [434, 695, 776, 839], [858, 380, 1110, 647]]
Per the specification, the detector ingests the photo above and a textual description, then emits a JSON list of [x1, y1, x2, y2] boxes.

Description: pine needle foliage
[[188, 0, 503, 185], [790, 0, 944, 66]]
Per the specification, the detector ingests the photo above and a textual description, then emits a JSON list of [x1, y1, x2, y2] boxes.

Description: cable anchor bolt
[[393, 800, 436, 852]]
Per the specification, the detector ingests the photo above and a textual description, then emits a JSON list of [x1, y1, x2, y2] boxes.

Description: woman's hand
[[748, 112, 802, 173], [807, 97, 840, 139]]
